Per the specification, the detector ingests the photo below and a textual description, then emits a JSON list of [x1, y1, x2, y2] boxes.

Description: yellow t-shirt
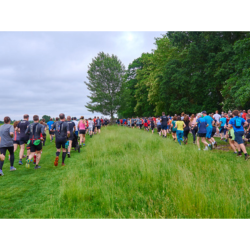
[[176, 121, 184, 131]]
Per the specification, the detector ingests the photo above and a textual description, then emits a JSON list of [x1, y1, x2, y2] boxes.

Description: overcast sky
[[0, 31, 165, 120]]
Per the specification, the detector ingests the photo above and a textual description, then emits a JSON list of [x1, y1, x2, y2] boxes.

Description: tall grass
[[1, 126, 250, 218]]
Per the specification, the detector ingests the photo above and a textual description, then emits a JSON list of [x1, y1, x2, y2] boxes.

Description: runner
[[78, 116, 87, 146], [131, 117, 135, 129], [13, 121, 21, 153], [17, 114, 30, 165], [171, 116, 177, 141], [156, 117, 162, 136], [174, 116, 186, 145], [202, 111, 216, 148], [96, 116, 102, 134], [93, 116, 97, 133], [88, 118, 94, 137], [47, 118, 55, 142], [219, 114, 227, 140], [183, 115, 190, 144], [160, 112, 169, 138], [213, 110, 221, 135], [51, 113, 70, 166], [228, 110, 249, 160], [144, 118, 149, 131], [190, 114, 197, 144], [196, 113, 211, 151], [0, 116, 16, 176], [150, 118, 155, 134], [228, 115, 238, 154], [41, 120, 47, 146], [104, 118, 108, 127], [25, 115, 44, 169], [73, 117, 79, 137], [66, 116, 76, 158]]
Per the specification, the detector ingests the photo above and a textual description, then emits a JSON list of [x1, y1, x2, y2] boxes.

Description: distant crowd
[[117, 109, 250, 160], [0, 114, 110, 176]]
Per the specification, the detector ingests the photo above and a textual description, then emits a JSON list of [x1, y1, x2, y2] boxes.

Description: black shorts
[[97, 126, 101, 130], [157, 125, 161, 132], [56, 137, 67, 149], [79, 130, 86, 135], [68, 132, 74, 141], [132, 124, 134, 127], [49, 130, 55, 135], [13, 140, 20, 145], [198, 133, 206, 138], [19, 135, 29, 145], [30, 142, 42, 152], [151, 126, 155, 129]]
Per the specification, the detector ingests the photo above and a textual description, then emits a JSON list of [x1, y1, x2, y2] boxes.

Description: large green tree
[[85, 52, 125, 119]]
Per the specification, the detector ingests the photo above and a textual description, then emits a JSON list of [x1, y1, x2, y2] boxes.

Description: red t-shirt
[[242, 113, 247, 120], [144, 122, 148, 127]]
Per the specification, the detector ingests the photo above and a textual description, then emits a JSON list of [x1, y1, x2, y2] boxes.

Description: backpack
[[235, 117, 242, 128]]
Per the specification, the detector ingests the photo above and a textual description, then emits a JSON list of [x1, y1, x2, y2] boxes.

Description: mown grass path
[[1, 126, 250, 218]]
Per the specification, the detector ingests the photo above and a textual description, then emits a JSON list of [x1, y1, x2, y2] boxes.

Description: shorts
[[140, 124, 143, 129], [30, 142, 42, 152], [157, 125, 161, 133], [220, 127, 227, 135], [68, 132, 74, 141], [234, 131, 244, 144], [97, 126, 101, 130], [56, 137, 67, 149], [13, 140, 20, 145], [132, 124, 134, 127], [89, 127, 93, 131], [49, 130, 55, 135], [19, 135, 29, 145], [151, 126, 155, 130], [161, 125, 168, 130], [198, 133, 206, 138], [79, 130, 86, 134], [206, 127, 213, 139]]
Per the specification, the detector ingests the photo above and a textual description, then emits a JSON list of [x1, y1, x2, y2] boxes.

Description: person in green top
[[174, 116, 186, 145], [171, 116, 177, 141]]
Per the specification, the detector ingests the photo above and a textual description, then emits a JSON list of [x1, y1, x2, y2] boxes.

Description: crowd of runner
[[117, 109, 250, 160], [0, 114, 110, 176]]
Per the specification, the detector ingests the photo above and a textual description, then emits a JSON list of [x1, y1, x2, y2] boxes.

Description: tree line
[[85, 32, 250, 118]]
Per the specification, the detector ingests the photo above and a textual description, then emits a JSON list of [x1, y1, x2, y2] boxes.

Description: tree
[[85, 52, 125, 119], [42, 115, 51, 123]]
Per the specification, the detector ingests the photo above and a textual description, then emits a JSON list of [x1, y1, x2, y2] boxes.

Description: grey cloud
[[0, 31, 166, 120]]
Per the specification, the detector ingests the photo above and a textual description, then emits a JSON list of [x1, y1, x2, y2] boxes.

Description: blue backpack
[[235, 117, 242, 128]]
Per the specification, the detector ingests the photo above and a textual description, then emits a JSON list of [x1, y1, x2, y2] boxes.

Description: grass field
[[1, 126, 250, 218]]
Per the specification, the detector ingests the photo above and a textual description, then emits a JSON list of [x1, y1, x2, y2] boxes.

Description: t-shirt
[[176, 121, 184, 131], [25, 123, 45, 140], [13, 131, 20, 141], [220, 117, 227, 127], [96, 119, 101, 126], [197, 118, 207, 134], [73, 120, 79, 131], [67, 121, 75, 133], [51, 121, 69, 138], [213, 114, 221, 123], [47, 121, 54, 130], [161, 116, 169, 126], [242, 113, 247, 120], [228, 116, 245, 132], [17, 120, 30, 137], [203, 115, 213, 129], [172, 121, 177, 132], [88, 120, 94, 128], [0, 124, 14, 147], [190, 118, 197, 127]]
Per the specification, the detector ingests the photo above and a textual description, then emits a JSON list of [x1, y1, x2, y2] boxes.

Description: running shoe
[[34, 165, 41, 169], [245, 154, 249, 161], [203, 147, 208, 151], [54, 156, 59, 166], [26, 159, 30, 169], [0, 170, 4, 176], [10, 166, 16, 171], [18, 160, 23, 165], [61, 163, 65, 166], [208, 144, 213, 150], [198, 148, 201, 151], [67, 153, 70, 158]]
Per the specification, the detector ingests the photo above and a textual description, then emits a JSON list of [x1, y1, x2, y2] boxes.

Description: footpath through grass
[[1, 126, 250, 218]]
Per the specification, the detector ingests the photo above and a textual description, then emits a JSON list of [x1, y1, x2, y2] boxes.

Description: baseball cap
[[202, 111, 207, 114]]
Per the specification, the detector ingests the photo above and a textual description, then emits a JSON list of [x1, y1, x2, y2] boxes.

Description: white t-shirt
[[213, 114, 221, 123], [73, 120, 79, 131]]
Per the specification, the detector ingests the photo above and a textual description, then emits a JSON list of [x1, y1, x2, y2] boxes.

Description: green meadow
[[1, 126, 250, 218]]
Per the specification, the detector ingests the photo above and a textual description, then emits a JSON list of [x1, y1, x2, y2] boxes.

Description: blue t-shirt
[[197, 118, 207, 133], [203, 115, 213, 129], [228, 116, 245, 132], [47, 121, 54, 130], [220, 117, 227, 127]]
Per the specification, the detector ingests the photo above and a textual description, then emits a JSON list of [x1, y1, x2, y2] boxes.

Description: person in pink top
[[190, 114, 197, 144], [78, 116, 87, 146]]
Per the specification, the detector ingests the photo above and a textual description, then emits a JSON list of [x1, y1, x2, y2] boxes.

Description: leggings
[[183, 128, 190, 140], [191, 127, 198, 142], [176, 130, 184, 145], [0, 146, 14, 170]]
